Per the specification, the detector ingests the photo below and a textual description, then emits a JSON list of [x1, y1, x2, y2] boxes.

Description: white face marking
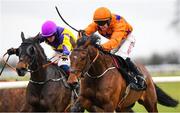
[[74, 56, 78, 60]]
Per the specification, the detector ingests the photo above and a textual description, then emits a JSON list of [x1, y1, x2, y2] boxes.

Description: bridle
[[18, 42, 65, 84], [17, 42, 58, 73], [71, 47, 116, 79], [18, 43, 42, 73]]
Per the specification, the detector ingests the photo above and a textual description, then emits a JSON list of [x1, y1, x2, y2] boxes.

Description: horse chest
[[83, 87, 109, 103], [28, 86, 50, 106]]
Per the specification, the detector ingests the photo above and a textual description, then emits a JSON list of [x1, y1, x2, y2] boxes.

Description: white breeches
[[51, 53, 71, 67], [58, 56, 70, 67], [111, 34, 136, 59]]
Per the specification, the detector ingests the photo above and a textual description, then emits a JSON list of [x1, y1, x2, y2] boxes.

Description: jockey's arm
[[83, 22, 97, 37], [101, 22, 127, 51], [62, 35, 72, 55], [7, 48, 19, 56]]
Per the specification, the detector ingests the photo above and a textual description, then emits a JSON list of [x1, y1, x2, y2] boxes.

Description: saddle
[[110, 55, 136, 85], [111, 55, 144, 108]]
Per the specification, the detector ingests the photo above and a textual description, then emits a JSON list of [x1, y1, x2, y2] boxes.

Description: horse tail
[[155, 84, 179, 107]]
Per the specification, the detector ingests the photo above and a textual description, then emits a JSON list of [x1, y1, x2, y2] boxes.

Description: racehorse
[[68, 34, 179, 112], [15, 32, 72, 112]]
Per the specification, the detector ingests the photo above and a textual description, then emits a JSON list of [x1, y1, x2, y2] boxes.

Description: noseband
[[18, 41, 49, 73]]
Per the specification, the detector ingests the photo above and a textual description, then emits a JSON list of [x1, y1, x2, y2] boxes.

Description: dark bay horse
[[15, 32, 72, 112], [68, 34, 179, 112]]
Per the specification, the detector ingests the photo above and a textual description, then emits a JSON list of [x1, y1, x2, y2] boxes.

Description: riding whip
[[0, 53, 10, 76], [55, 6, 79, 32]]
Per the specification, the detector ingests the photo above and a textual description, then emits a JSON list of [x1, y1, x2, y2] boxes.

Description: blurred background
[[0, 0, 180, 112]]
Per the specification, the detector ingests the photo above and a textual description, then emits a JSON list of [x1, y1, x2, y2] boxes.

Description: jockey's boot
[[126, 58, 147, 91]]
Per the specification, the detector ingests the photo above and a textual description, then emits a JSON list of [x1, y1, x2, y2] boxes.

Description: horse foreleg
[[71, 96, 85, 112]]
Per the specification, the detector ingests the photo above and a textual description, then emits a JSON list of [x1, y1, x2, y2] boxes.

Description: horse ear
[[21, 32, 25, 42], [34, 32, 40, 39], [83, 38, 91, 49]]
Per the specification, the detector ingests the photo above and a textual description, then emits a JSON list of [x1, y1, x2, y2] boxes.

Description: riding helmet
[[41, 20, 57, 37], [93, 7, 112, 26]]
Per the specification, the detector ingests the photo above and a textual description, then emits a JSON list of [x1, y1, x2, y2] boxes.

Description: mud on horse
[[67, 34, 179, 112], [15, 32, 72, 112]]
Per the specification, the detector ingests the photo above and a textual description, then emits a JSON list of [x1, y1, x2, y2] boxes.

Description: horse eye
[[30, 47, 35, 54]]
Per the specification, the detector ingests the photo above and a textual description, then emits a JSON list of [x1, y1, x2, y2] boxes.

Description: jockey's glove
[[7, 48, 18, 56], [95, 44, 104, 51], [61, 54, 68, 61], [78, 30, 86, 38]]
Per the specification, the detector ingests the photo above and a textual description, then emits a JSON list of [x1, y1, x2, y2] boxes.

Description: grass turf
[[133, 82, 180, 112]]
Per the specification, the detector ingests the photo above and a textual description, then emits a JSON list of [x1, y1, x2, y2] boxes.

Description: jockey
[[39, 20, 77, 76], [79, 7, 146, 90], [7, 20, 77, 76]]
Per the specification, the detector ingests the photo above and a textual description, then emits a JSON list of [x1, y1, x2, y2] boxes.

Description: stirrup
[[137, 76, 147, 90], [129, 82, 146, 91]]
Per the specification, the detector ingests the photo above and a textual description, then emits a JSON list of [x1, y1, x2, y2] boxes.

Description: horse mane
[[89, 34, 101, 46], [77, 33, 101, 47]]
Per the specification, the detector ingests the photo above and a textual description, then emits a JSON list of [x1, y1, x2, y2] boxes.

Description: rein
[[83, 48, 116, 79], [28, 58, 59, 73], [2, 53, 16, 72], [2, 52, 59, 74], [0, 53, 11, 75]]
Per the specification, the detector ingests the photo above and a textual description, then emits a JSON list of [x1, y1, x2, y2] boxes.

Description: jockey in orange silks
[[80, 7, 146, 90]]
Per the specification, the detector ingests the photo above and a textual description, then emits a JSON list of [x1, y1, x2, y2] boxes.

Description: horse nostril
[[16, 68, 27, 76]]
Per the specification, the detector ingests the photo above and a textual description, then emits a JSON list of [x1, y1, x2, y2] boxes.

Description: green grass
[[133, 82, 180, 112], [151, 71, 180, 77]]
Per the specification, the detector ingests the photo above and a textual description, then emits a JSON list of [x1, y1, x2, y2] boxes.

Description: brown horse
[[15, 32, 72, 112], [67, 34, 179, 112]]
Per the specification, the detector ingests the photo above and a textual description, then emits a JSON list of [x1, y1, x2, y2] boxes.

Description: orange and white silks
[[85, 14, 133, 52]]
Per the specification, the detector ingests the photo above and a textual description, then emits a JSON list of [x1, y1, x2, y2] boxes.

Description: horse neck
[[88, 46, 113, 75], [30, 68, 46, 82], [30, 44, 48, 81]]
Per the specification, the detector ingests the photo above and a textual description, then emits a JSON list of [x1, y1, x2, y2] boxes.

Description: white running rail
[[0, 76, 180, 89], [0, 81, 29, 89], [153, 76, 180, 83]]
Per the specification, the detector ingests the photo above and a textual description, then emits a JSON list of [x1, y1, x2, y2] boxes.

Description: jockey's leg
[[125, 58, 147, 90], [58, 56, 80, 93], [59, 65, 70, 76], [113, 34, 146, 90], [58, 56, 71, 77]]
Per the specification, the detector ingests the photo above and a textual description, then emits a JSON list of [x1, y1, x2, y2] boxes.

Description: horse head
[[68, 34, 104, 83], [16, 32, 47, 76]]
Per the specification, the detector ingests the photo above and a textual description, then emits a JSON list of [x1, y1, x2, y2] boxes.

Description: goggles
[[94, 20, 109, 26]]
